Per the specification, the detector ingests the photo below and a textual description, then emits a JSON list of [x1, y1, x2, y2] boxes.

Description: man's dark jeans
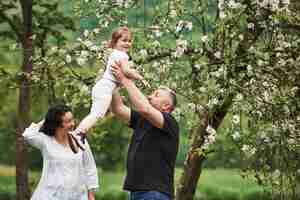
[[130, 191, 171, 200]]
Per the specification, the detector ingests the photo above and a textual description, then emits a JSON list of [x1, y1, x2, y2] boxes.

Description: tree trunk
[[16, 1, 33, 200], [176, 94, 234, 200], [176, 108, 209, 200]]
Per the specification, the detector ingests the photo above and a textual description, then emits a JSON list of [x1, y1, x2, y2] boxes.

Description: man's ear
[[162, 103, 172, 113]]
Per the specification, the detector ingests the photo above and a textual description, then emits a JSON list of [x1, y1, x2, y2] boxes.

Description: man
[[111, 62, 180, 200]]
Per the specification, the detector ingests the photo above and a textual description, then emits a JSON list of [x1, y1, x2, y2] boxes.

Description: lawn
[[0, 165, 270, 200]]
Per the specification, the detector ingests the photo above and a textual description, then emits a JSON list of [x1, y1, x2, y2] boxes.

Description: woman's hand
[[29, 119, 44, 129], [36, 119, 44, 127]]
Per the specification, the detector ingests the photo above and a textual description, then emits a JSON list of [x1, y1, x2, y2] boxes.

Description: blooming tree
[[25, 0, 300, 199]]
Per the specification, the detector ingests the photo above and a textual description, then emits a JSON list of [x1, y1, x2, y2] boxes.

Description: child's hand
[[77, 128, 88, 143]]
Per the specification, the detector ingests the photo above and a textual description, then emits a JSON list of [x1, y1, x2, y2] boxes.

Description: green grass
[[0, 165, 270, 200], [175, 168, 271, 200]]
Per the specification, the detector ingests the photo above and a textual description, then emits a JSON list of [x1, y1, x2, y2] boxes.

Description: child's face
[[115, 33, 132, 53]]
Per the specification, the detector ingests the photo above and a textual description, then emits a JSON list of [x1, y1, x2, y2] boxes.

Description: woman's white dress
[[23, 123, 99, 200]]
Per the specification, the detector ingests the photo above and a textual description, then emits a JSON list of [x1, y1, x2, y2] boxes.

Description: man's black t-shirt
[[123, 110, 180, 198]]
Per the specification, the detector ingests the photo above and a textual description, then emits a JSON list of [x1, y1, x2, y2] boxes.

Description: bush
[[0, 192, 15, 200]]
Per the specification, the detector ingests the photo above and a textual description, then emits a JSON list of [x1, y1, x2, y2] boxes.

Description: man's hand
[[111, 61, 129, 84]]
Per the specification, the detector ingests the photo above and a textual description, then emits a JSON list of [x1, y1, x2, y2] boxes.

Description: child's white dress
[[23, 123, 99, 200], [90, 49, 128, 118]]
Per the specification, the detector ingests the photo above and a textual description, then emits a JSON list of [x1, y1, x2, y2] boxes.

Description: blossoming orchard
[[1, 0, 300, 200]]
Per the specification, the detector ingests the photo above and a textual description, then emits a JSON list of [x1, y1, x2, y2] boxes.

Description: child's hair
[[108, 26, 132, 48]]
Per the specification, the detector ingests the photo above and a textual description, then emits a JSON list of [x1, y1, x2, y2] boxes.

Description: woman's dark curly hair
[[39, 104, 72, 136]]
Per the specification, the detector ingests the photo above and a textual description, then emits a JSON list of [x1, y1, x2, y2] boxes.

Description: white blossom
[[139, 49, 148, 58], [80, 85, 89, 93], [236, 93, 243, 101], [83, 40, 93, 48], [175, 21, 193, 32], [169, 9, 177, 18], [287, 138, 296, 145], [232, 115, 240, 124], [174, 39, 188, 58], [76, 57, 87, 66], [50, 46, 58, 53], [103, 21, 109, 27], [203, 125, 217, 149], [80, 50, 89, 58], [186, 22, 193, 31], [93, 28, 100, 34], [187, 103, 196, 110], [90, 45, 100, 52], [257, 59, 264, 66], [206, 125, 216, 135], [260, 132, 271, 143], [151, 25, 162, 37], [199, 87, 206, 93], [195, 64, 201, 70], [220, 12, 226, 19], [232, 131, 240, 140], [239, 34, 244, 40], [247, 65, 253, 76], [248, 23, 255, 30], [201, 35, 209, 43], [214, 51, 222, 59], [207, 98, 219, 108], [273, 169, 281, 178], [218, 0, 225, 10], [66, 55, 72, 63], [153, 40, 161, 47], [112, 0, 126, 6], [228, 0, 242, 9], [242, 144, 256, 156], [152, 61, 159, 67], [83, 30, 89, 37], [256, 0, 289, 11], [248, 46, 255, 53], [176, 21, 184, 33]]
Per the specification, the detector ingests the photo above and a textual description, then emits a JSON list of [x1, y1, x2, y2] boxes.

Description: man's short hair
[[159, 86, 177, 112]]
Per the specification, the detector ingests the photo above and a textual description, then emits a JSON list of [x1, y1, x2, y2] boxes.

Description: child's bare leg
[[74, 94, 112, 141]]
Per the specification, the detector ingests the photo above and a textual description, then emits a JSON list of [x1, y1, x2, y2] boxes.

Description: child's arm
[[117, 60, 150, 88], [75, 115, 98, 134]]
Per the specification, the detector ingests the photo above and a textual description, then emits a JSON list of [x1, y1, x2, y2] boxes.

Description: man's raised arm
[[111, 63, 164, 129], [111, 88, 131, 124]]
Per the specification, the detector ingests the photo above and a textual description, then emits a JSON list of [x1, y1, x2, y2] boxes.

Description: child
[[74, 27, 148, 137]]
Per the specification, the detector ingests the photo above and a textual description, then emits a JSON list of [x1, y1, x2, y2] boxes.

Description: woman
[[23, 104, 99, 200]]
